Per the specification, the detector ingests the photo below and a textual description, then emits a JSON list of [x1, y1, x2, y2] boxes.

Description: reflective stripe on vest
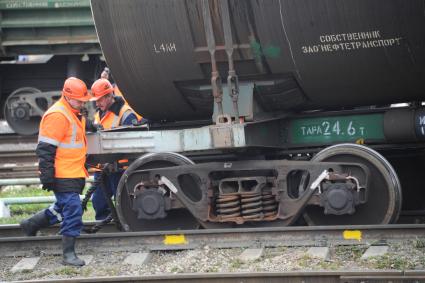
[[121, 109, 133, 125], [38, 106, 83, 149], [38, 98, 88, 178], [94, 104, 133, 129], [114, 86, 143, 121]]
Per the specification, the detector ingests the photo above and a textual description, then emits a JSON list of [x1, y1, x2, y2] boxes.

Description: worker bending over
[[89, 78, 139, 220], [20, 77, 90, 267], [100, 66, 144, 122]]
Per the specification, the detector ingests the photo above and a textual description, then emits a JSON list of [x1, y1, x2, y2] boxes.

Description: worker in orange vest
[[100, 67, 144, 122], [20, 77, 90, 267], [89, 78, 140, 220]]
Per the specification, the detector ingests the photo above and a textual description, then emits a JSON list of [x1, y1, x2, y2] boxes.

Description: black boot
[[19, 210, 50, 236], [62, 236, 85, 266]]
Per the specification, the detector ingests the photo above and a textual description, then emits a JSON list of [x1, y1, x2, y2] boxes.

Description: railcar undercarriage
[[86, 103, 425, 231], [99, 144, 400, 232]]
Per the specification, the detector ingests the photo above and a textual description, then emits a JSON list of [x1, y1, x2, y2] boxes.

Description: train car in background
[[0, 0, 103, 135]]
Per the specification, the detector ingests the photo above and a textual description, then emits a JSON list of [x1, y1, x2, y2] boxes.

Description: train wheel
[[303, 143, 402, 225], [4, 87, 44, 135], [115, 152, 201, 231]]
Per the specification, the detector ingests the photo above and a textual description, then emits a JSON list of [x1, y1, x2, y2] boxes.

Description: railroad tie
[[11, 257, 40, 273]]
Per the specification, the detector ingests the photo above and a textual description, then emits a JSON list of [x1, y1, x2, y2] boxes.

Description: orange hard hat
[[62, 77, 90, 102], [90, 78, 114, 101]]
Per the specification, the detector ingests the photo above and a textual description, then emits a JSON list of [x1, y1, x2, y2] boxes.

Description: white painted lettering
[[153, 42, 177, 54], [307, 127, 313, 135], [344, 42, 351, 50], [301, 29, 402, 55], [153, 44, 160, 53], [373, 30, 381, 38], [347, 121, 356, 136], [298, 119, 370, 139]]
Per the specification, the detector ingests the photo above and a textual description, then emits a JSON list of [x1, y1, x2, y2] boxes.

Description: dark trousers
[[91, 172, 121, 220], [45, 191, 83, 237]]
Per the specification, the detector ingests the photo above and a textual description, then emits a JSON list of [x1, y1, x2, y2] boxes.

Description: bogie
[[115, 145, 397, 231]]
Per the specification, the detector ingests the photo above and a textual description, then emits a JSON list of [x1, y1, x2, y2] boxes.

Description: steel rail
[[7, 270, 425, 283], [0, 134, 38, 179], [2, 224, 425, 257], [0, 222, 118, 238]]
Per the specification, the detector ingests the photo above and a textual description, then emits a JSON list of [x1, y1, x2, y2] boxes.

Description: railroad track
[[2, 224, 425, 257], [2, 224, 425, 282], [6, 271, 425, 283], [0, 222, 119, 238], [0, 134, 38, 179], [2, 213, 425, 238]]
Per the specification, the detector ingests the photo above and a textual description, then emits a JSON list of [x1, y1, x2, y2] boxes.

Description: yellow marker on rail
[[164, 234, 187, 245], [343, 230, 362, 241]]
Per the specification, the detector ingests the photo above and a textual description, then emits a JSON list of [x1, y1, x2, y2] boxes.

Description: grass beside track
[[0, 186, 95, 224]]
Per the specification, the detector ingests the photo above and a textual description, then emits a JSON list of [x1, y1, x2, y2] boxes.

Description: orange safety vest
[[94, 104, 135, 130], [113, 86, 143, 121], [91, 102, 133, 172], [38, 98, 88, 178]]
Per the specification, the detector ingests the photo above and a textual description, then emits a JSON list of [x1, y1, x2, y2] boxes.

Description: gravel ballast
[[2, 240, 425, 282]]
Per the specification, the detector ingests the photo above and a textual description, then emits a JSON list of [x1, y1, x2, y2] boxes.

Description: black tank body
[[91, 0, 425, 121]]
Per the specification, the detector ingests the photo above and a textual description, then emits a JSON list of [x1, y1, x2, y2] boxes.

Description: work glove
[[141, 118, 149, 125], [90, 122, 104, 132], [81, 186, 96, 211], [132, 117, 149, 126], [41, 182, 55, 191], [82, 200, 88, 211], [86, 120, 104, 133], [95, 124, 104, 131], [81, 107, 89, 117]]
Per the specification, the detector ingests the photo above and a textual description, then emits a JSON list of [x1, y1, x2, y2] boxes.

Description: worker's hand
[[41, 182, 55, 191], [95, 124, 104, 131], [91, 123, 104, 132], [101, 67, 110, 79], [132, 117, 149, 126], [86, 120, 104, 133], [80, 107, 89, 118]]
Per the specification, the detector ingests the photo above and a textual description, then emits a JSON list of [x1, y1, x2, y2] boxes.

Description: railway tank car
[[88, 0, 425, 231], [92, 0, 425, 121]]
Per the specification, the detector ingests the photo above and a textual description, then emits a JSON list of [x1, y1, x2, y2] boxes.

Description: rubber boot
[[19, 210, 50, 236], [62, 236, 85, 266]]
